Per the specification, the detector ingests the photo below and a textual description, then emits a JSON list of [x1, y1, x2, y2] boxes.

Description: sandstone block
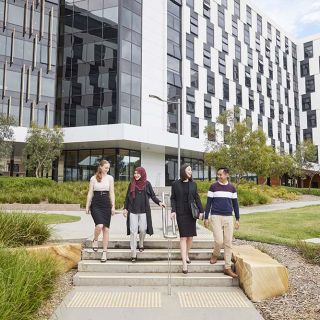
[[232, 245, 289, 301]]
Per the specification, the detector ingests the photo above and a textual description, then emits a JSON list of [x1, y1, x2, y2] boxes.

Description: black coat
[[124, 181, 161, 236], [170, 179, 204, 214]]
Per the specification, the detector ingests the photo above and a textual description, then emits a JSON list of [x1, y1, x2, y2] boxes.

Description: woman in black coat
[[123, 167, 165, 262], [170, 164, 204, 274]]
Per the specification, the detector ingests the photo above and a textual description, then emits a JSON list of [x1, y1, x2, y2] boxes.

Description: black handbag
[[190, 199, 200, 219], [188, 183, 200, 220]]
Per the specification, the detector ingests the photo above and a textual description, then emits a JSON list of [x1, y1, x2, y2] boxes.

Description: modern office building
[[1, 0, 320, 187]]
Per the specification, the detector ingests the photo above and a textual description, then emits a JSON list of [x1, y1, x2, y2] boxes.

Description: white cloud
[[253, 0, 320, 38]]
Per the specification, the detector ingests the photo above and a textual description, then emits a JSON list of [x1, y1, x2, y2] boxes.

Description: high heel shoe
[[182, 268, 188, 274], [100, 251, 107, 263], [186, 258, 191, 264], [92, 239, 98, 252]]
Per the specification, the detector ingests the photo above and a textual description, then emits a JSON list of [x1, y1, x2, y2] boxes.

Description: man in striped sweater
[[204, 167, 240, 278]]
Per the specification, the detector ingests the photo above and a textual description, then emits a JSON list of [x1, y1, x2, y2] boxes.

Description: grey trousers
[[130, 212, 147, 257]]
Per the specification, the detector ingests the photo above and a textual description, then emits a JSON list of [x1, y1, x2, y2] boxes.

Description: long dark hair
[[95, 160, 110, 182], [180, 163, 193, 181]]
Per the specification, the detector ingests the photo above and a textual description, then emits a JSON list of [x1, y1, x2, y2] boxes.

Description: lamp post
[[149, 94, 181, 179]]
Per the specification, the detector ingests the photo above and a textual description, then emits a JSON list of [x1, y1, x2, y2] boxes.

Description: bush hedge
[[0, 212, 51, 247], [0, 177, 302, 208], [0, 248, 59, 320]]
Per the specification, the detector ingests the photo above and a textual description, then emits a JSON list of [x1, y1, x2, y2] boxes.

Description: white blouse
[[90, 174, 113, 191]]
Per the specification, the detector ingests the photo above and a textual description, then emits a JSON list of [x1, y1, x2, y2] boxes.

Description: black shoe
[[131, 257, 137, 263], [186, 259, 191, 264], [139, 247, 144, 252], [182, 268, 188, 274]]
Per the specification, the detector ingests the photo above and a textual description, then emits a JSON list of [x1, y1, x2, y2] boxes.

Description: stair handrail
[[161, 192, 177, 295]]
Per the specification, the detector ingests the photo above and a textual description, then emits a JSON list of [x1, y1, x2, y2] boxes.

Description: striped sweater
[[204, 181, 240, 220]]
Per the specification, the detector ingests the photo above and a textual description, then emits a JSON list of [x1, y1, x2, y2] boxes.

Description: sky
[[253, 0, 320, 39]]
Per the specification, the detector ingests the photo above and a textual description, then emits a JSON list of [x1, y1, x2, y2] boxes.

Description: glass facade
[[55, 0, 142, 127], [0, 0, 58, 127], [64, 148, 140, 181]]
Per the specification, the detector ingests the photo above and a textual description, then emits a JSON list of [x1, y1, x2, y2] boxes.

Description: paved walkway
[[43, 197, 320, 241], [51, 286, 263, 320]]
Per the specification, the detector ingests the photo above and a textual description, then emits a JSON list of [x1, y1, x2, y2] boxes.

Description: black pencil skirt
[[90, 191, 112, 228], [176, 202, 197, 237]]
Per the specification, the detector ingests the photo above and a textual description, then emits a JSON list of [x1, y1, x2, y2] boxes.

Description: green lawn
[[234, 206, 320, 265], [234, 206, 320, 246], [36, 213, 81, 225]]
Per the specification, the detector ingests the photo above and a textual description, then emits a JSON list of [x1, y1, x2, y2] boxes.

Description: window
[[267, 22, 272, 40], [283, 54, 287, 70], [277, 85, 281, 102], [207, 25, 214, 46], [265, 41, 270, 58], [221, 0, 228, 8], [190, 65, 198, 88], [222, 33, 228, 53], [186, 0, 194, 8], [186, 38, 194, 60], [267, 81, 272, 97], [303, 129, 313, 141], [236, 86, 242, 105], [249, 91, 254, 110], [306, 77, 315, 93], [288, 109, 292, 125], [218, 7, 225, 28], [300, 61, 309, 77], [279, 105, 284, 121], [292, 43, 297, 59], [223, 79, 229, 100], [270, 100, 275, 118], [275, 47, 279, 65], [219, 56, 226, 75], [302, 94, 311, 111], [204, 100, 212, 119], [258, 116, 263, 128], [285, 37, 289, 54], [304, 42, 313, 58], [232, 18, 238, 37], [235, 43, 241, 60], [278, 124, 282, 140], [186, 94, 195, 113], [168, 40, 182, 59], [269, 61, 273, 79], [244, 26, 250, 45], [277, 67, 282, 84], [190, 15, 198, 35], [258, 58, 263, 73], [286, 127, 291, 143], [276, 30, 281, 48], [246, 6, 252, 25], [203, 48, 211, 67], [286, 74, 290, 89], [167, 55, 181, 73], [268, 119, 273, 137], [203, 0, 210, 18], [191, 117, 199, 138], [285, 89, 289, 106], [234, 0, 240, 17], [307, 111, 317, 128], [245, 70, 251, 87], [257, 75, 262, 92], [233, 64, 239, 81], [257, 15, 262, 34], [247, 48, 253, 67], [207, 74, 215, 94], [256, 36, 260, 52]]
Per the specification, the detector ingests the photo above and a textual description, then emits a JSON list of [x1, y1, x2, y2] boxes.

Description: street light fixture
[[149, 94, 181, 179]]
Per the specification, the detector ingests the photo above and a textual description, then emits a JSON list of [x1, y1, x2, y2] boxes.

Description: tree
[[294, 140, 318, 189], [204, 109, 276, 184], [23, 124, 64, 178], [0, 113, 16, 170]]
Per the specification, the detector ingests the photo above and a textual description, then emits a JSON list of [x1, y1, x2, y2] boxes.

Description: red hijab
[[130, 167, 147, 199]]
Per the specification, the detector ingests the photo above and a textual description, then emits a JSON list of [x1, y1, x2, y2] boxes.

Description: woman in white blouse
[[86, 160, 115, 262]]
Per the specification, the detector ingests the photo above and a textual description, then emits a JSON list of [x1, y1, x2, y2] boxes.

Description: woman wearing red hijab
[[123, 167, 165, 262]]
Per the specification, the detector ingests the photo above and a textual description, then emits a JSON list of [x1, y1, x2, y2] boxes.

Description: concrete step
[[81, 248, 223, 261], [84, 239, 213, 249], [78, 260, 226, 273], [73, 272, 238, 287]]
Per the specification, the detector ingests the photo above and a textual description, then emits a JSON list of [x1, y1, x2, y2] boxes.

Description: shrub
[[0, 212, 51, 247], [295, 241, 320, 265], [0, 248, 59, 320]]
